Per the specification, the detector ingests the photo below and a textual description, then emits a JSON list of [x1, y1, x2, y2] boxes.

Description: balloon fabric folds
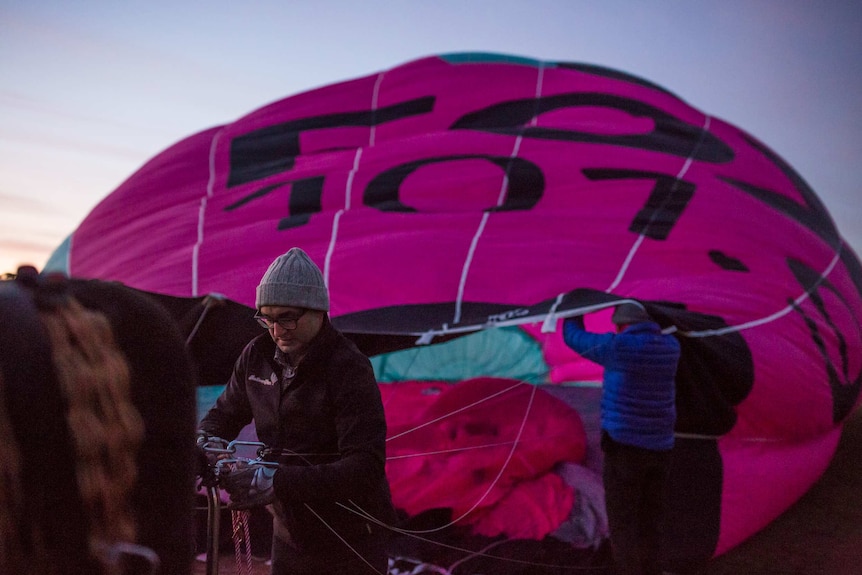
[[51, 52, 862, 570]]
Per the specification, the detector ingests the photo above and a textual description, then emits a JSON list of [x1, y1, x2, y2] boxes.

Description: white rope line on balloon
[[192, 129, 223, 297], [454, 214, 489, 327], [534, 247, 842, 343], [192, 196, 207, 298], [537, 244, 843, 342], [541, 293, 566, 332], [431, 299, 632, 341], [680, 248, 842, 339], [322, 148, 362, 288], [345, 147, 363, 211], [324, 149, 364, 284], [453, 62, 546, 327], [606, 234, 646, 295], [415, 302, 627, 342], [324, 209, 342, 288], [325, 76, 376, 283], [206, 130, 221, 199], [606, 114, 712, 294], [540, 299, 644, 334], [370, 70, 385, 147]]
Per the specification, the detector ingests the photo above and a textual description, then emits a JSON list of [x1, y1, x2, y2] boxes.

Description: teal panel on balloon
[[372, 326, 548, 384]]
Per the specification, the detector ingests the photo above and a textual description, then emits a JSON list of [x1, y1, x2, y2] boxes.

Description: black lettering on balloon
[[708, 250, 749, 272], [227, 96, 435, 187], [279, 177, 324, 229], [225, 182, 282, 210], [224, 176, 324, 230], [582, 169, 695, 240], [451, 93, 734, 164], [788, 257, 861, 423], [363, 155, 544, 212]]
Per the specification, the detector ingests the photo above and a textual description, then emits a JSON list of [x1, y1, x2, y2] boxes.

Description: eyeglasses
[[254, 309, 307, 330]]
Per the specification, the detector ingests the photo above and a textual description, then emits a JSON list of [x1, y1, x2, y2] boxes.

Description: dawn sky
[[1, 0, 860, 275]]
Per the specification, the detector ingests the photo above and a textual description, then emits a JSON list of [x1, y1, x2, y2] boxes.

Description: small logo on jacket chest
[[249, 373, 277, 386]]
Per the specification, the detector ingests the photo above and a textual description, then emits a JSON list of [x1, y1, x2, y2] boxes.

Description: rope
[[186, 293, 226, 346], [231, 509, 254, 575]]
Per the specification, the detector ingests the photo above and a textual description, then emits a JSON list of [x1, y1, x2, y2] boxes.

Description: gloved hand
[[195, 431, 225, 487], [195, 430, 210, 446], [196, 446, 219, 487], [219, 463, 278, 510]]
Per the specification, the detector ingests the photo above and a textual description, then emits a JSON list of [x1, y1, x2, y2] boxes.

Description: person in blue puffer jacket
[[563, 302, 680, 575]]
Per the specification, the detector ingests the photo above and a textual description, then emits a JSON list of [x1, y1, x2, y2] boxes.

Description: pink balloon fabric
[[383, 377, 586, 540], [63, 53, 862, 566]]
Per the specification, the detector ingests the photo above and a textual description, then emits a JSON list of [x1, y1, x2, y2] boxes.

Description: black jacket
[[200, 317, 396, 554]]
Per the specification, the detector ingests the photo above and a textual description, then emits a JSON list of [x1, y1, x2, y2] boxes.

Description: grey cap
[[255, 248, 330, 311], [611, 303, 651, 325]]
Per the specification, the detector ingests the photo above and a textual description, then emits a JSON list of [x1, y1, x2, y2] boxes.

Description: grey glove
[[220, 464, 278, 510]]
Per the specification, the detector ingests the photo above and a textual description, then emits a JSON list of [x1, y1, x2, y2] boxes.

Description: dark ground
[[700, 406, 862, 575], [194, 407, 862, 575]]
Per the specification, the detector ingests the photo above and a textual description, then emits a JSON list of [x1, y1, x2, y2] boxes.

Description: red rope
[[231, 510, 253, 575]]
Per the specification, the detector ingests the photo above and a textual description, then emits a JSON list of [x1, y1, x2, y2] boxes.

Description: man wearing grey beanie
[[199, 247, 396, 574]]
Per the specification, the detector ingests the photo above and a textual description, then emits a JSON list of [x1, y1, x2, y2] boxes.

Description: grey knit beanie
[[611, 303, 651, 325], [255, 248, 330, 311]]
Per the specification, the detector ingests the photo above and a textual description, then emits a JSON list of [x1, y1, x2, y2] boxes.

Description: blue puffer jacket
[[563, 318, 680, 451]]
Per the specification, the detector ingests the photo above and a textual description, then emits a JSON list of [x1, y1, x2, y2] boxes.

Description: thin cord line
[[386, 441, 518, 461], [303, 503, 388, 574], [606, 115, 712, 293], [386, 380, 527, 442], [386, 383, 539, 535], [343, 500, 606, 572]]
